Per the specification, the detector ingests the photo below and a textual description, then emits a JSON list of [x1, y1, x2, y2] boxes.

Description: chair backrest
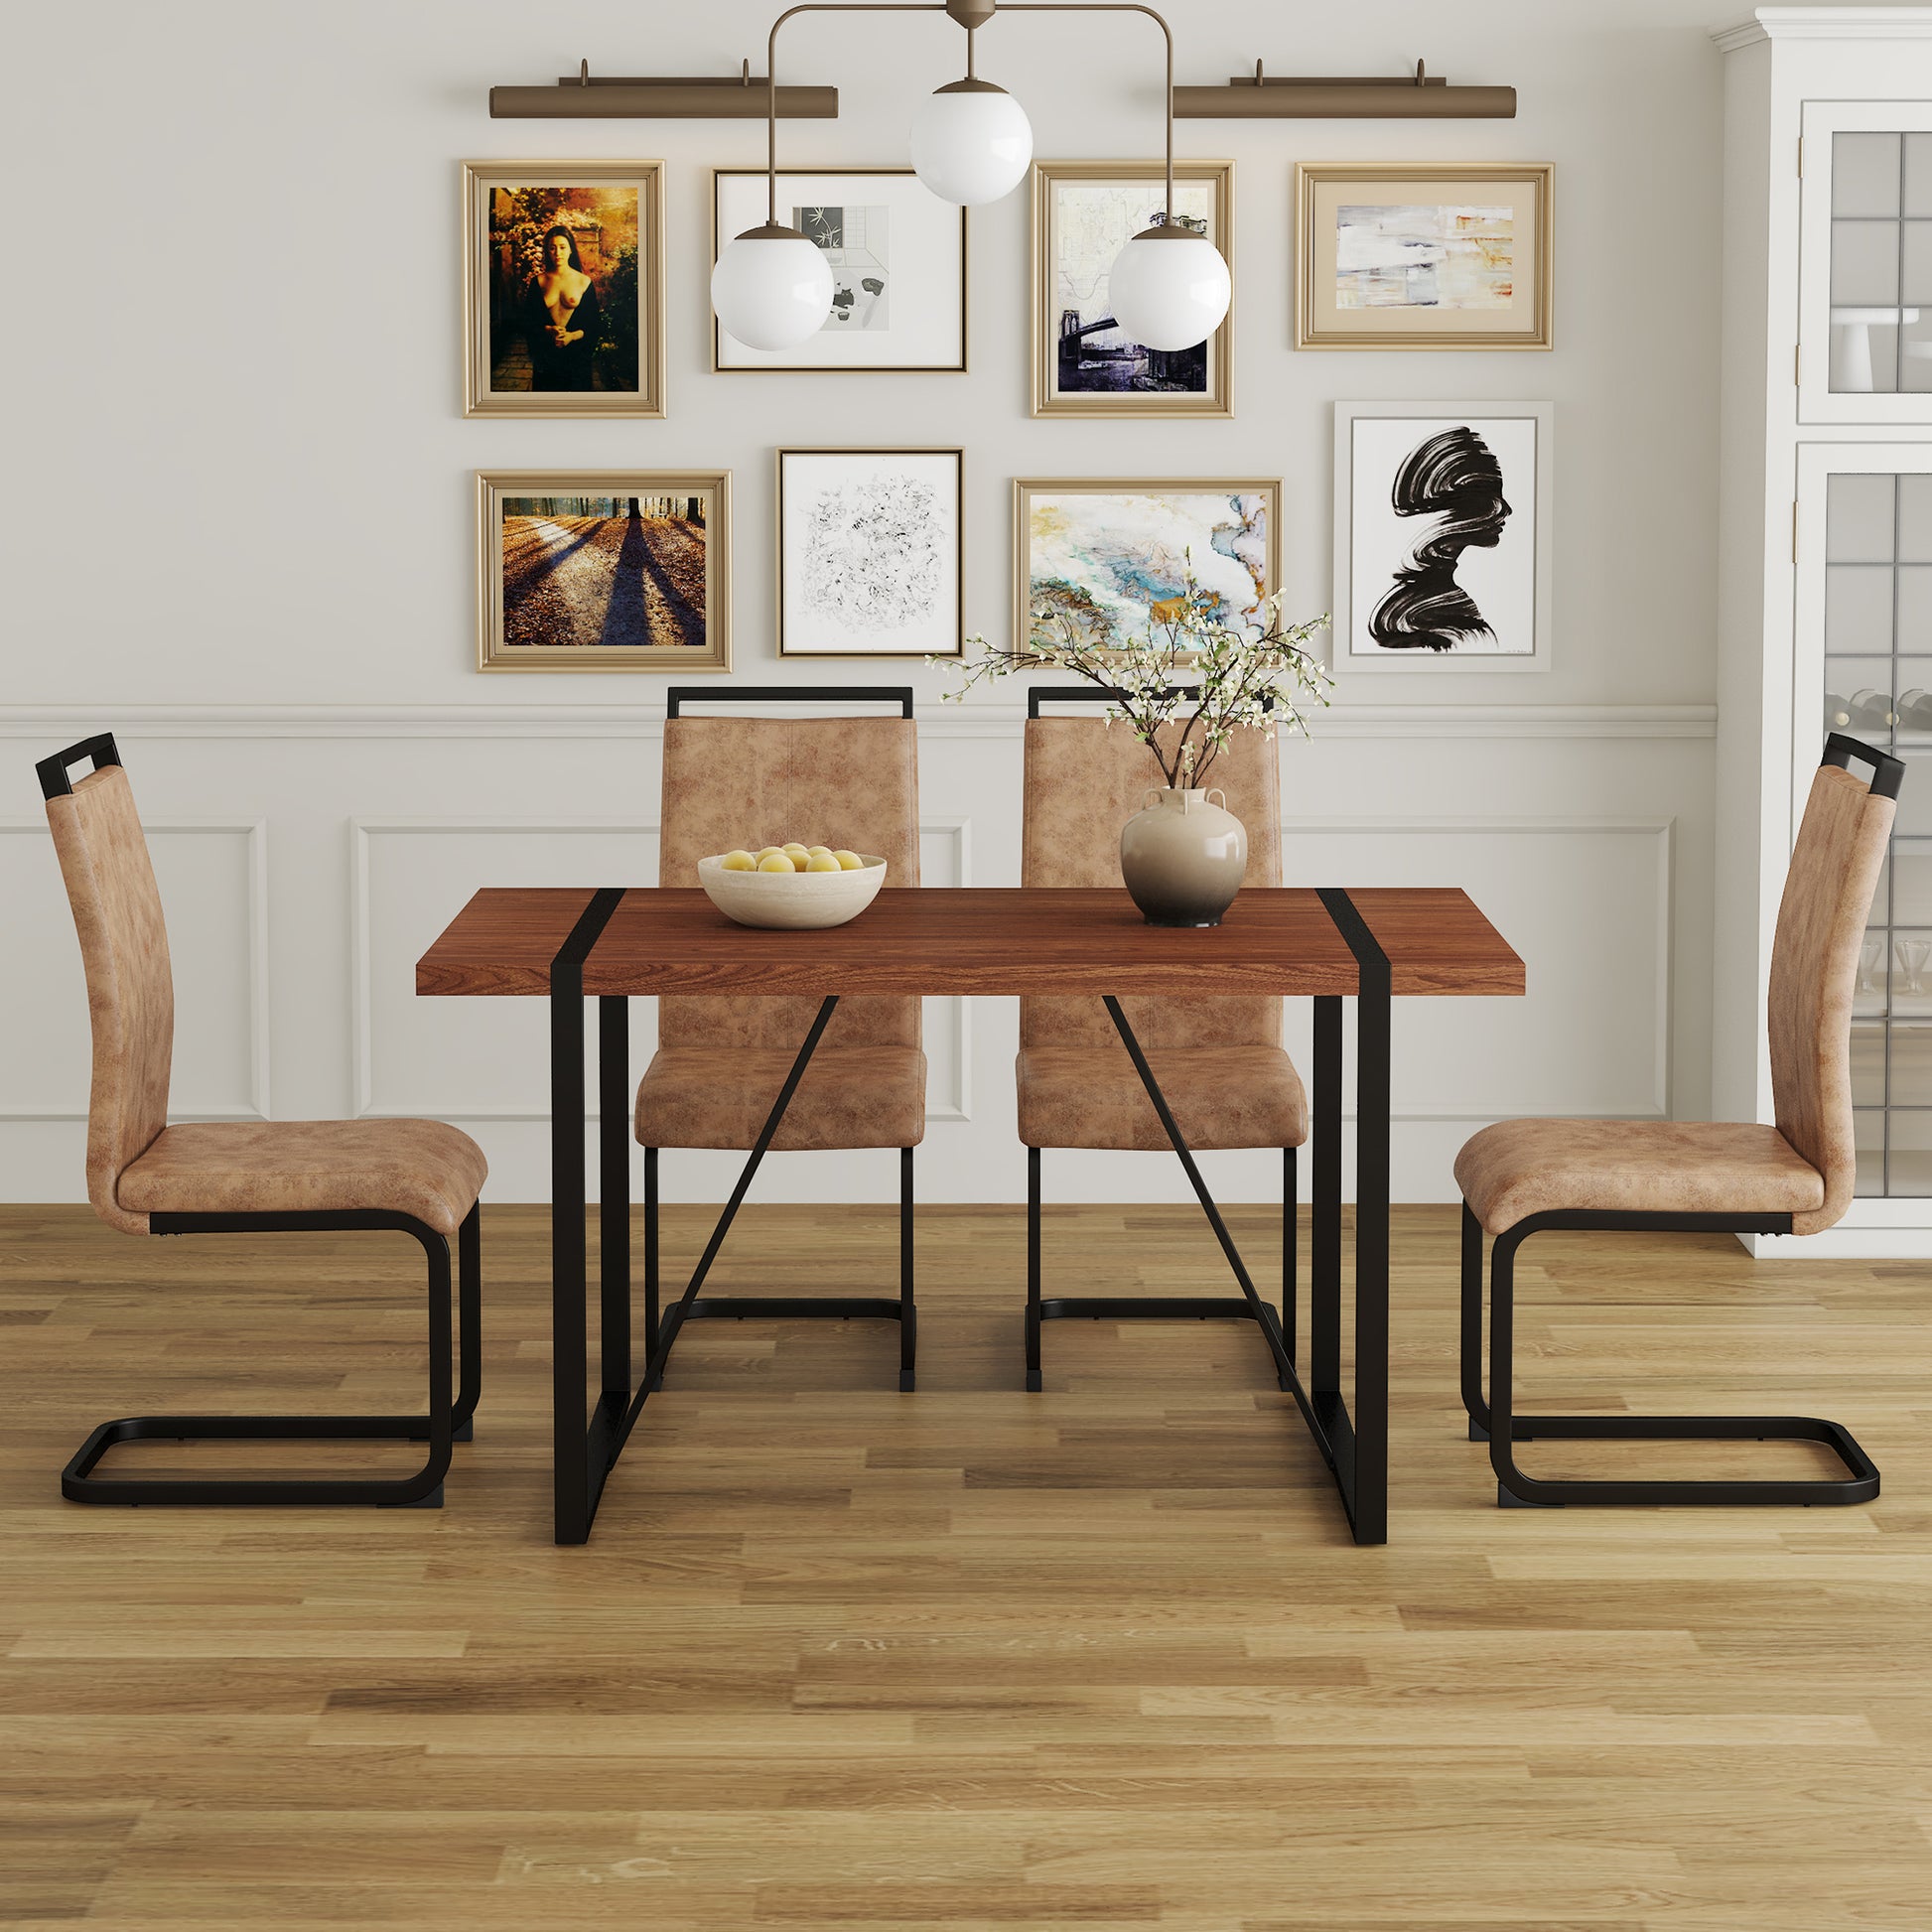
[[1021, 709, 1283, 1049], [38, 736, 173, 1236], [658, 698, 919, 1049], [1771, 734, 1902, 1235]]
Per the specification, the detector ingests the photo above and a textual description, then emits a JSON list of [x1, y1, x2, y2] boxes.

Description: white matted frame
[[712, 168, 967, 372], [1332, 401, 1553, 677], [777, 447, 964, 659]]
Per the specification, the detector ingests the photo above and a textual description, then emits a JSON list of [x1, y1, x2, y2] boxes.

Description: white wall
[[0, 0, 1729, 1203]]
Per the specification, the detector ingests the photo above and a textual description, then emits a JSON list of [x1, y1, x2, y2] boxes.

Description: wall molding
[[0, 817, 270, 1122], [1289, 814, 1676, 1120], [2, 702, 1719, 744], [348, 815, 974, 1125], [1714, 10, 1932, 53]]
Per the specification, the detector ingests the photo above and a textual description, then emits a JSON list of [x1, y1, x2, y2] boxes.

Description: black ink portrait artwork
[[1368, 425, 1511, 651]]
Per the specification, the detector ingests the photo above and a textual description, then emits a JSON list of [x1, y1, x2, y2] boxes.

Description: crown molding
[[1715, 6, 1932, 51]]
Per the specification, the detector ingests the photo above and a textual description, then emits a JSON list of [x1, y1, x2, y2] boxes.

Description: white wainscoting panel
[[0, 819, 267, 1123]]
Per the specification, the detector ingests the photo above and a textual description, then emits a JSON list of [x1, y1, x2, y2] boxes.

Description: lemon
[[755, 846, 785, 863], [832, 850, 864, 871], [720, 850, 758, 872], [806, 845, 834, 859], [758, 852, 797, 874], [781, 843, 811, 861], [805, 852, 842, 872]]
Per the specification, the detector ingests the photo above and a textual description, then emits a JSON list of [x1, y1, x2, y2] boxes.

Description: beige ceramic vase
[[1118, 785, 1249, 927]]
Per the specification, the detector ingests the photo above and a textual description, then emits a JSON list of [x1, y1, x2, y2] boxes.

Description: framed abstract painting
[[711, 168, 967, 372], [1295, 163, 1552, 350], [1014, 480, 1281, 652], [776, 448, 964, 658], [462, 162, 665, 417], [1332, 401, 1553, 675], [477, 471, 731, 673], [1031, 160, 1233, 417]]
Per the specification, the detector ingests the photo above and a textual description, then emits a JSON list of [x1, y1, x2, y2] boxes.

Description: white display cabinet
[[1718, 9, 1932, 1254]]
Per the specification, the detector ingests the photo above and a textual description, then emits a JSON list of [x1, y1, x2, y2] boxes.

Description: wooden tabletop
[[415, 887, 1524, 1000]]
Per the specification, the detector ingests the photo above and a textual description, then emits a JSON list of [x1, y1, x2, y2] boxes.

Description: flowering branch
[[935, 561, 1331, 791]]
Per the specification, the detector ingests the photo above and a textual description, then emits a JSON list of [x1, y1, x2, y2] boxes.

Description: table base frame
[[548, 886, 1393, 1547]]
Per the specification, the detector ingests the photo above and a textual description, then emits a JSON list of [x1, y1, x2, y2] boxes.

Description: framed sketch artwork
[[462, 162, 666, 417], [1015, 480, 1280, 652], [777, 449, 963, 658], [477, 471, 731, 673], [1332, 402, 1553, 674], [712, 169, 967, 371], [1296, 163, 1552, 350], [1032, 160, 1233, 418]]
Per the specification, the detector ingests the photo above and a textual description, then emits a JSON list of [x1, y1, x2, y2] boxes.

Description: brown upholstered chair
[[635, 688, 923, 1389], [1019, 694, 1310, 1389], [1456, 735, 1900, 1509], [38, 734, 483, 1508]]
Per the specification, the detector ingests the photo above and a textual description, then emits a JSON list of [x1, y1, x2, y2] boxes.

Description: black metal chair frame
[[1456, 733, 1901, 1511], [637, 686, 919, 1394], [39, 735, 482, 1509], [1021, 684, 1304, 1393]]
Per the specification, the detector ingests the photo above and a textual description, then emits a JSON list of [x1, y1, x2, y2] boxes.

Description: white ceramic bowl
[[696, 854, 888, 930]]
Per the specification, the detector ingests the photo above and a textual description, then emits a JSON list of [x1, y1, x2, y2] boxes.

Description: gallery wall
[[0, 0, 1729, 1203]]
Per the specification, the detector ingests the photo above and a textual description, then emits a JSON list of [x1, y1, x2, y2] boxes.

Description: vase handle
[[1143, 786, 1166, 811], [1206, 788, 1227, 811]]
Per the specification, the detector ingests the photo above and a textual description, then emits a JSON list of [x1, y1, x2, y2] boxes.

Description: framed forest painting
[[462, 161, 666, 417], [477, 471, 731, 672]]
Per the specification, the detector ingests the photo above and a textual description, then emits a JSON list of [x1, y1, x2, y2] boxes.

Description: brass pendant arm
[[759, 0, 1179, 230]]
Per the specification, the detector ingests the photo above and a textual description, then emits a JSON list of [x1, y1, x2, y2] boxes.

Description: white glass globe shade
[[1106, 230, 1232, 352], [909, 84, 1034, 206], [710, 230, 834, 350]]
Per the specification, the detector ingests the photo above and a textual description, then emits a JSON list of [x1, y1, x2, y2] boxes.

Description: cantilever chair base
[[1460, 1203, 1881, 1510], [61, 1205, 481, 1509]]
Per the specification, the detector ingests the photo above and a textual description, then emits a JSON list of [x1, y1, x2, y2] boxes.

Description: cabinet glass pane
[[1829, 132, 1926, 392], [1821, 469, 1930, 1190]]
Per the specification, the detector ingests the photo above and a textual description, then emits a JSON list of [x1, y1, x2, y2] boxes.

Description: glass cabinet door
[[1801, 101, 1932, 423], [1808, 454, 1932, 1193]]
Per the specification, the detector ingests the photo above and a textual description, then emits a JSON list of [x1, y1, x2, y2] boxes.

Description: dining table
[[416, 884, 1525, 1547]]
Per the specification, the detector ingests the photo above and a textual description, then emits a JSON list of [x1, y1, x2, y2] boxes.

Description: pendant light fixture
[[713, 0, 1227, 355]]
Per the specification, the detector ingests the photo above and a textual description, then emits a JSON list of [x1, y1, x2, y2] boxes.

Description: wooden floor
[[2, 1201, 1929, 1929]]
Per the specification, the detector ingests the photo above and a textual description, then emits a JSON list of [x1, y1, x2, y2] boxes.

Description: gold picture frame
[[477, 472, 731, 674], [710, 168, 968, 373], [1031, 159, 1234, 419], [1294, 161, 1553, 351], [1013, 478, 1283, 654], [462, 161, 666, 417], [776, 448, 965, 659]]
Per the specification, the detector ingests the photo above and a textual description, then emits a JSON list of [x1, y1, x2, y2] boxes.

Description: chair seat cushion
[[118, 1120, 487, 1236], [1017, 1044, 1310, 1152], [1454, 1118, 1827, 1235], [635, 1045, 926, 1151]]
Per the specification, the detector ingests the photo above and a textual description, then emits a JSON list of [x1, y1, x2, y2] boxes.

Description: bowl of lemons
[[696, 843, 888, 930]]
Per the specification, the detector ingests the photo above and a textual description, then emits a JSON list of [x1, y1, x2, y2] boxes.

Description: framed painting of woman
[[1331, 400, 1553, 674], [463, 162, 666, 417]]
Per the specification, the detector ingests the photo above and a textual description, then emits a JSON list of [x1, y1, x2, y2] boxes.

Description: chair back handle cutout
[[36, 734, 122, 802], [1823, 732, 1904, 800], [666, 685, 913, 719], [1026, 684, 1277, 719]]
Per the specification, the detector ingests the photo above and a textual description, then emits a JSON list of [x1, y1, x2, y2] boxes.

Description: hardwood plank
[[1, 1202, 1925, 1928]]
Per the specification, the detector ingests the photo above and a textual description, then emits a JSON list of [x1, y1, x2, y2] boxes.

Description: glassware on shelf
[[1895, 934, 1932, 993], [1847, 687, 1899, 730], [1861, 933, 1887, 995]]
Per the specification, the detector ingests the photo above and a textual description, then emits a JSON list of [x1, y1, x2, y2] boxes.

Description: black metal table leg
[[1311, 995, 1343, 1404], [550, 889, 624, 1547], [599, 994, 632, 1406]]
